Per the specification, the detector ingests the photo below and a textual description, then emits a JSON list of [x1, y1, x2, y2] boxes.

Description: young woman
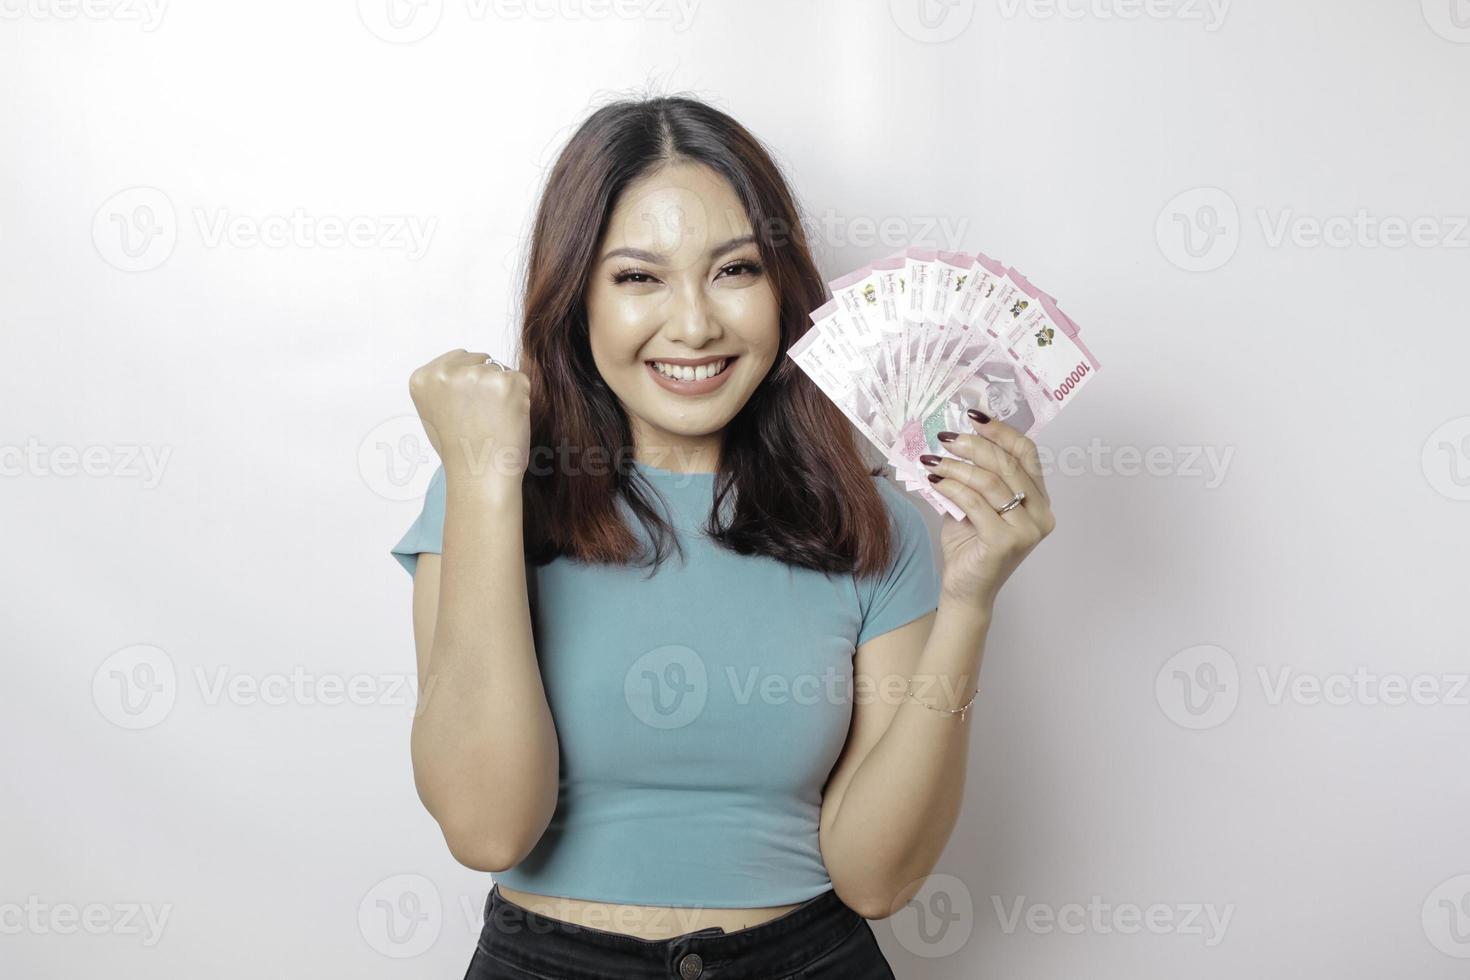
[[390, 95, 1056, 980]]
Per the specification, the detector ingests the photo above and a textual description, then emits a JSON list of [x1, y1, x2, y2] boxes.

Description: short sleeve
[[390, 464, 446, 577], [856, 478, 942, 647]]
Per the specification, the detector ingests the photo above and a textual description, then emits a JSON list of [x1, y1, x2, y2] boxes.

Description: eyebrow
[[600, 233, 757, 265]]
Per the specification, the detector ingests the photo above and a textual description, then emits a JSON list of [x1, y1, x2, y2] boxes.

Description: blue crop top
[[390, 459, 941, 908]]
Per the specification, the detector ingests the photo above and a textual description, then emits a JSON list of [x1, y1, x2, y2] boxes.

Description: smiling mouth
[[645, 356, 738, 382]]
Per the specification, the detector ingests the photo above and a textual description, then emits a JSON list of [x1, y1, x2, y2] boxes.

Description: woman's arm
[[821, 413, 1056, 917], [818, 603, 985, 918], [403, 350, 557, 873], [409, 477, 558, 872]]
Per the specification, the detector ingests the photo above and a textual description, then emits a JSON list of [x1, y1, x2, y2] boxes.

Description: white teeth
[[652, 359, 726, 381]]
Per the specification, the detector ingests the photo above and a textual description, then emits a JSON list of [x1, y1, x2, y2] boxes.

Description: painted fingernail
[[919, 454, 941, 466], [935, 431, 958, 443], [967, 409, 991, 423], [927, 473, 943, 483]]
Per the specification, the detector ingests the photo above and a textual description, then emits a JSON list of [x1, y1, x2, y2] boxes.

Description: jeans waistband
[[480, 882, 864, 980]]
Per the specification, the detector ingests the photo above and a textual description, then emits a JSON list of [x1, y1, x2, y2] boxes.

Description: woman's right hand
[[408, 349, 531, 489]]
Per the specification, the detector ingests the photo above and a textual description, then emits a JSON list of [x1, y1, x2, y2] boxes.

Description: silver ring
[[997, 491, 1026, 515], [485, 356, 509, 372]]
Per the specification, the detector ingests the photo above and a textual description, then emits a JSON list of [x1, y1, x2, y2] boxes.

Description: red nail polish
[[966, 409, 991, 424], [936, 431, 958, 442], [919, 454, 941, 466], [927, 473, 942, 484]]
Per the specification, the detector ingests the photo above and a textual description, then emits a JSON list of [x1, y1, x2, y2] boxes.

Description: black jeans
[[464, 882, 897, 980]]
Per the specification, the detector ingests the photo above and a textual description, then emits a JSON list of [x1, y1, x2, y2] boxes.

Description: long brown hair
[[515, 93, 894, 578]]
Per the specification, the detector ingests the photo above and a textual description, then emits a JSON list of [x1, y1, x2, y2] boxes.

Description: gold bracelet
[[904, 678, 977, 721]]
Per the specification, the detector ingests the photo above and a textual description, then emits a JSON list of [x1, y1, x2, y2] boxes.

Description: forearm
[[824, 600, 990, 916], [410, 477, 558, 868]]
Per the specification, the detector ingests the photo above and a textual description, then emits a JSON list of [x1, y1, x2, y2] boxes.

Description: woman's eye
[[718, 260, 763, 279], [611, 261, 761, 286]]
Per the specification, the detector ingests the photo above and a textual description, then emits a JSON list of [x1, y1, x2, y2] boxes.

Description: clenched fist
[[408, 349, 531, 489]]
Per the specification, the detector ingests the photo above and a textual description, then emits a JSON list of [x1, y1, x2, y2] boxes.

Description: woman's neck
[[632, 442, 721, 475]]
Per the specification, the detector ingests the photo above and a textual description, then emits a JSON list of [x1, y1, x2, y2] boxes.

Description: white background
[[4, 1, 1469, 977]]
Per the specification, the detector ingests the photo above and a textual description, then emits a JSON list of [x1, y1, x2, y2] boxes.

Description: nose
[[662, 280, 723, 346]]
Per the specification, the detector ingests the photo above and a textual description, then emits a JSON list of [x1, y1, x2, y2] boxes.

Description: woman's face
[[584, 161, 780, 472]]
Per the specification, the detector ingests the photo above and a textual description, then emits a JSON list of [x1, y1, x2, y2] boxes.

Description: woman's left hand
[[921, 410, 1057, 615]]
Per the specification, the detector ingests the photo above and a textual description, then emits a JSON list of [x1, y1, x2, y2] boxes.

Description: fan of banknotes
[[788, 248, 1100, 519]]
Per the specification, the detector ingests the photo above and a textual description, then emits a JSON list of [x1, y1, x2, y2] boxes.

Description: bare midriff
[[494, 884, 807, 941]]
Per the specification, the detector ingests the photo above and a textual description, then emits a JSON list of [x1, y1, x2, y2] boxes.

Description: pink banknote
[[789, 248, 1101, 520]]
